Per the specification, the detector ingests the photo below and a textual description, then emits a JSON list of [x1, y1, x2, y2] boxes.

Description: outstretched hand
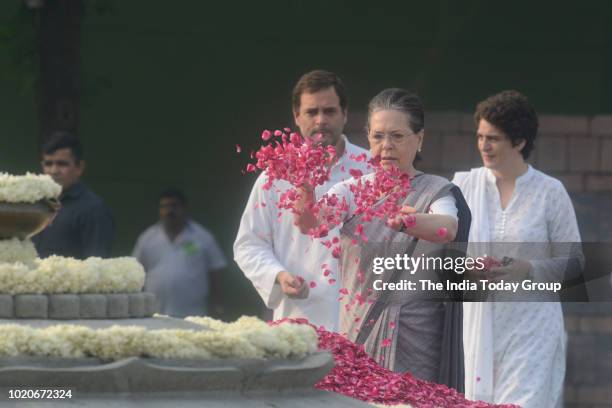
[[387, 205, 418, 231]]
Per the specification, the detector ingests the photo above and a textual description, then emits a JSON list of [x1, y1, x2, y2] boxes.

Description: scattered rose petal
[[332, 246, 341, 259], [270, 318, 517, 408], [261, 130, 272, 141], [349, 168, 363, 179], [357, 271, 365, 284]]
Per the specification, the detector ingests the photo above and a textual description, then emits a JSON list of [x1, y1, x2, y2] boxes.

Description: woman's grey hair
[[367, 88, 424, 133]]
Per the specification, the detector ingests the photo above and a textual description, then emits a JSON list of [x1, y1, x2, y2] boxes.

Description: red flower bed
[[272, 318, 519, 408]]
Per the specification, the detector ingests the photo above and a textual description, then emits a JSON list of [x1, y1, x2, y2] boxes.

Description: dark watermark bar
[[358, 242, 612, 302]]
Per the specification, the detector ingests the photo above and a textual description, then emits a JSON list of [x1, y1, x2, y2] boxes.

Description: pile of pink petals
[[247, 129, 337, 193], [272, 318, 520, 408], [245, 130, 415, 258], [314, 159, 413, 246]]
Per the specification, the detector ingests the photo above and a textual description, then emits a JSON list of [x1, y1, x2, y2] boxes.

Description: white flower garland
[[0, 238, 38, 265], [186, 316, 319, 358], [0, 256, 145, 294], [0, 173, 61, 203], [0, 317, 318, 360]]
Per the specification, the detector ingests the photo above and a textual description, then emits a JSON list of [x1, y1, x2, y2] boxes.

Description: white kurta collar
[[484, 164, 534, 186]]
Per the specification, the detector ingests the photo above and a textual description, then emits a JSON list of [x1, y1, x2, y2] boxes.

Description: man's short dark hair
[[159, 188, 187, 205], [292, 70, 348, 113], [41, 132, 83, 163], [474, 90, 538, 160]]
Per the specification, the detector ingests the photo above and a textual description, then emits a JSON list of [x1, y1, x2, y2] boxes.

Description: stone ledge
[[0, 352, 334, 394], [0, 293, 155, 319]]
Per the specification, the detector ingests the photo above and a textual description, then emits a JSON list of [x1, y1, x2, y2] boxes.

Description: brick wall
[[346, 111, 612, 407]]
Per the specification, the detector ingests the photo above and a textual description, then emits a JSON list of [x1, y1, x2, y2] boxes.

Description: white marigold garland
[[0, 238, 38, 265], [0, 173, 61, 203], [187, 316, 319, 358], [0, 256, 145, 294], [0, 317, 318, 360]]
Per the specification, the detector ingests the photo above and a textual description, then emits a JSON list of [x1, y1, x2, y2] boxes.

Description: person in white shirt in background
[[133, 188, 227, 318], [234, 70, 370, 331]]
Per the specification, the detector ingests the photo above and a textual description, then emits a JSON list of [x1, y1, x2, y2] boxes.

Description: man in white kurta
[[234, 70, 370, 331], [133, 189, 227, 318]]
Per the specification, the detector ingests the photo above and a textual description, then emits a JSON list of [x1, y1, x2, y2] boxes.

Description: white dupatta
[[452, 168, 494, 402]]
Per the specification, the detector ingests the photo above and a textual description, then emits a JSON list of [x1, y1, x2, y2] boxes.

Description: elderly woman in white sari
[[295, 88, 471, 391], [453, 90, 582, 407]]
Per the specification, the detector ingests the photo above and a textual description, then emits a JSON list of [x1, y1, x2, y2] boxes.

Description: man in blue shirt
[[32, 133, 114, 259]]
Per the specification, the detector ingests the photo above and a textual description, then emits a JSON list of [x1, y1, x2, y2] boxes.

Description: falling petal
[[349, 169, 363, 179], [261, 130, 272, 141]]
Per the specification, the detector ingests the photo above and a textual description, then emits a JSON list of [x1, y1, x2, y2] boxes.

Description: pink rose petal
[[261, 130, 272, 141]]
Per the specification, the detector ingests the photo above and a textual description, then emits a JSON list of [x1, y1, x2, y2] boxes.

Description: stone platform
[[0, 317, 372, 407]]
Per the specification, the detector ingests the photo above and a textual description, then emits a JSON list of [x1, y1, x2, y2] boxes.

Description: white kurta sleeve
[[233, 175, 287, 309], [429, 195, 458, 220], [530, 180, 583, 283]]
